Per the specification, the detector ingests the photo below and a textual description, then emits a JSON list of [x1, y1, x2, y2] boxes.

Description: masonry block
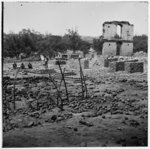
[[55, 60, 66, 65], [104, 57, 118, 67], [125, 62, 144, 73], [84, 60, 89, 69], [109, 61, 125, 72]]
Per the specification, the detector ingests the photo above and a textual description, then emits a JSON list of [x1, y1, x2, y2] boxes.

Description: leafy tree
[[3, 33, 21, 58], [79, 40, 91, 56], [18, 29, 39, 55], [65, 29, 82, 52], [93, 36, 103, 54], [3, 28, 92, 58], [133, 35, 148, 53], [65, 29, 91, 54], [3, 29, 43, 58]]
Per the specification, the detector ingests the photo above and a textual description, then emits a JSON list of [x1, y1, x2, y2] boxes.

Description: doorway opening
[[116, 25, 121, 38]]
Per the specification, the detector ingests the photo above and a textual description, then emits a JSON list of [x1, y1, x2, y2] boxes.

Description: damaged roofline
[[102, 39, 133, 43], [103, 21, 134, 26]]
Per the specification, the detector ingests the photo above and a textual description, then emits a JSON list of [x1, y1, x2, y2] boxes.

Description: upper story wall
[[102, 21, 134, 41], [121, 24, 134, 40], [103, 24, 117, 40]]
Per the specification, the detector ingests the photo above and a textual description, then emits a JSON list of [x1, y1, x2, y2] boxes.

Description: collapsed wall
[[102, 21, 134, 56]]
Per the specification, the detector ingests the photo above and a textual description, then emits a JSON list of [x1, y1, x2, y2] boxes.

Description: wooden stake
[[13, 82, 16, 110], [49, 74, 62, 108], [78, 58, 84, 99], [13, 67, 20, 110], [81, 69, 88, 98], [59, 68, 66, 91]]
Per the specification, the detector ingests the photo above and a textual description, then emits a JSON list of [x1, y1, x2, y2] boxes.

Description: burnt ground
[[2, 60, 148, 147]]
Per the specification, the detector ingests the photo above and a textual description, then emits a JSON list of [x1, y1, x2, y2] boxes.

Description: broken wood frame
[[48, 61, 69, 110], [49, 74, 63, 110], [57, 61, 69, 102]]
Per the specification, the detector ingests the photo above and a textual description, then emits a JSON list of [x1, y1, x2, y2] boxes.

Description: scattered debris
[[79, 120, 93, 127], [3, 51, 148, 147]]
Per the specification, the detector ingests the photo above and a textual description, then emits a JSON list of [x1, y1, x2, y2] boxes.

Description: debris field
[[3, 56, 148, 147]]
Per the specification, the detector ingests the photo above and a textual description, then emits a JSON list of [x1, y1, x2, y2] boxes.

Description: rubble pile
[[133, 51, 147, 57], [66, 59, 84, 71], [84, 60, 89, 69], [2, 76, 72, 131], [68, 84, 147, 118], [104, 57, 118, 67]]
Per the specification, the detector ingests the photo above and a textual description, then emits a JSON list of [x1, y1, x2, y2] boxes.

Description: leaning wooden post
[[13, 68, 20, 110], [81, 67, 88, 98], [80, 60, 88, 97], [3, 82, 7, 108], [49, 74, 61, 107], [13, 82, 16, 110], [49, 73, 64, 111], [78, 58, 84, 99], [59, 68, 66, 91], [57, 61, 69, 101]]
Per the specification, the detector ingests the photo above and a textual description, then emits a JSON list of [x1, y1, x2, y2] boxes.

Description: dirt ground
[[2, 57, 148, 147]]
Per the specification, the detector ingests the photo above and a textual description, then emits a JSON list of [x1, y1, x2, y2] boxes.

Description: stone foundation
[[84, 60, 89, 69]]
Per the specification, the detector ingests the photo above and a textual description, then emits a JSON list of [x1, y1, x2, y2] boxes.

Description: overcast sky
[[3, 1, 148, 36]]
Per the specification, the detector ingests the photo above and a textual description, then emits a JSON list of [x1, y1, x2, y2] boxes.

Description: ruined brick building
[[102, 21, 134, 56]]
